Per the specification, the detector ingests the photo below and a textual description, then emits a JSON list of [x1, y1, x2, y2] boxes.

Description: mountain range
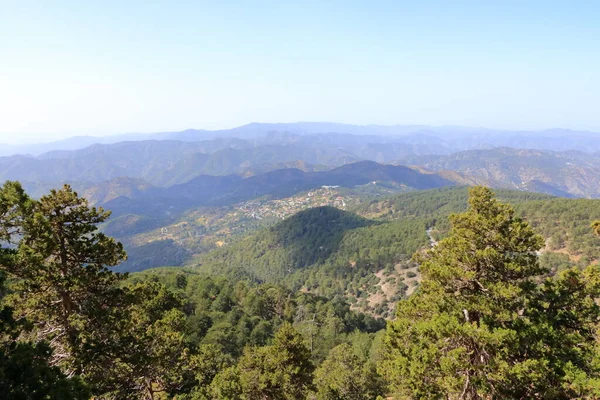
[[99, 161, 455, 220], [5, 122, 600, 275], [400, 147, 600, 198], [4, 122, 600, 157], [4, 123, 600, 200]]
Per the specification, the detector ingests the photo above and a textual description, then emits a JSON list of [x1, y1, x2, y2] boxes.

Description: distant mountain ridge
[[4, 127, 600, 199], [3, 122, 600, 157], [402, 147, 600, 198], [0, 141, 360, 186], [102, 161, 456, 219]]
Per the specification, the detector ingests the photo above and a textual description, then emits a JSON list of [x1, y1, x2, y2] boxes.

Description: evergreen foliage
[[0, 271, 90, 399], [3, 181, 600, 399], [381, 187, 600, 398], [238, 323, 315, 399], [314, 343, 385, 400], [358, 186, 600, 271], [196, 206, 429, 309]]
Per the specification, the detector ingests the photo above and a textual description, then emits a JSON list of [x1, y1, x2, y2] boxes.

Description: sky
[[1, 1, 599, 144]]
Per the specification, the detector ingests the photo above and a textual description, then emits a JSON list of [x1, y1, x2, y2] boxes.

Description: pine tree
[[115, 281, 197, 399], [0, 270, 90, 399], [238, 322, 315, 399], [209, 366, 243, 400], [381, 187, 600, 399], [0, 182, 201, 398], [314, 342, 385, 400], [0, 181, 31, 243], [3, 185, 127, 374]]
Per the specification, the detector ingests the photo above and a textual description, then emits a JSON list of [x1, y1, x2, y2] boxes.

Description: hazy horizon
[[2, 1, 599, 143], [3, 121, 600, 146]]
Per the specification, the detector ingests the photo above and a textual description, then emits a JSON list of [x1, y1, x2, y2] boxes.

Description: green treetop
[[381, 186, 600, 399], [314, 342, 385, 400], [0, 269, 90, 399], [4, 185, 127, 374], [238, 322, 315, 399]]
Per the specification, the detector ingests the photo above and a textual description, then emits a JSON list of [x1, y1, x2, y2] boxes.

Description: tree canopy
[[381, 187, 600, 399], [2, 182, 600, 399]]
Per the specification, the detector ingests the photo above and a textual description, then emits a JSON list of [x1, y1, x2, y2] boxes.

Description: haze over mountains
[[4, 122, 600, 157], [4, 121, 600, 273], [100, 161, 455, 219], [3, 122, 600, 201], [401, 148, 600, 198]]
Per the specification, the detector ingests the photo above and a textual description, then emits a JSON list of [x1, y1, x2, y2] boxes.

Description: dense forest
[[356, 186, 600, 269], [192, 206, 428, 318], [103, 184, 600, 278], [187, 187, 600, 318], [2, 182, 600, 398]]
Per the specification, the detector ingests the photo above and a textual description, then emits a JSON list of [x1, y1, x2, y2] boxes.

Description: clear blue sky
[[1, 0, 599, 143]]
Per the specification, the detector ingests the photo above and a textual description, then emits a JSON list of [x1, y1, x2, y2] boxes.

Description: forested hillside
[[358, 186, 600, 269], [103, 183, 600, 281], [6, 0, 600, 396], [128, 268, 385, 361], [195, 207, 428, 317], [183, 187, 600, 318], [8, 129, 600, 275], [100, 161, 455, 220], [0, 182, 386, 399], [3, 182, 600, 398]]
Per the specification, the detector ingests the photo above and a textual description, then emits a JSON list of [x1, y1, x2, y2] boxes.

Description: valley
[[5, 3, 600, 396], [4, 124, 600, 398], [8, 126, 599, 314]]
